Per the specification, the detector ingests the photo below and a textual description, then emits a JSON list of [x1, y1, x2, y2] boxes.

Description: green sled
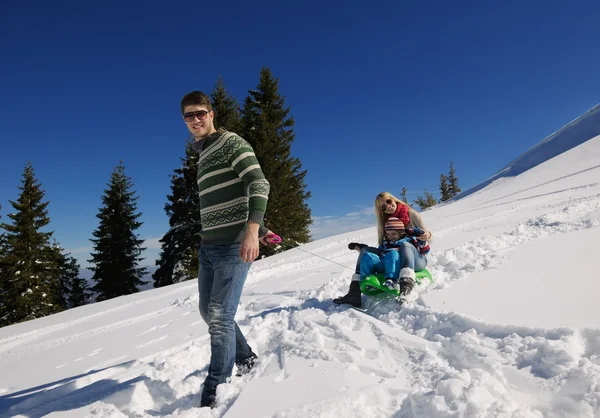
[[359, 269, 433, 297]]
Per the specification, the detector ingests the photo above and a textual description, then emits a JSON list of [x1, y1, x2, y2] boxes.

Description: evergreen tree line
[[0, 67, 313, 327], [402, 162, 462, 210], [0, 161, 147, 327]]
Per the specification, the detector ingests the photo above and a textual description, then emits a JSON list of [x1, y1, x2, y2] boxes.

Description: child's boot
[[384, 278, 401, 292]]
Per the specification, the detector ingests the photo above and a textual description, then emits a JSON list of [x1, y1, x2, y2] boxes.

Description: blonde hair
[[375, 192, 411, 245]]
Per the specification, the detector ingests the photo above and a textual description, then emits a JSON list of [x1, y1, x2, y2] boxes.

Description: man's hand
[[240, 222, 260, 262], [260, 230, 281, 245]]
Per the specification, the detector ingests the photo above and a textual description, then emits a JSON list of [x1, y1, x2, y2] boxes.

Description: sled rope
[[276, 240, 355, 272]]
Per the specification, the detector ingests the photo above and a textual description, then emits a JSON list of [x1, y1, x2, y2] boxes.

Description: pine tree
[[414, 190, 438, 210], [448, 162, 461, 198], [153, 140, 201, 288], [55, 247, 89, 308], [439, 174, 451, 202], [0, 163, 63, 325], [400, 187, 408, 203], [211, 76, 242, 133], [49, 243, 69, 309], [242, 67, 312, 256], [89, 162, 147, 301], [67, 263, 90, 308], [0, 206, 8, 322]]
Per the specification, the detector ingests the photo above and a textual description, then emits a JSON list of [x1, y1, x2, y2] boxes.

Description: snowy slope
[[458, 103, 600, 199], [1, 123, 600, 417]]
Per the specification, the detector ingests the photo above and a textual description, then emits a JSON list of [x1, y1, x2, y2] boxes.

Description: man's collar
[[191, 131, 221, 152]]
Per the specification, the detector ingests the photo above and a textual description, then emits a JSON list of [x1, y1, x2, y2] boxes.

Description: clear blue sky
[[1, 1, 599, 268]]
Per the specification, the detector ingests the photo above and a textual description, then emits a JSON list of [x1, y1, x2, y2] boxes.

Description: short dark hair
[[180, 91, 213, 114]]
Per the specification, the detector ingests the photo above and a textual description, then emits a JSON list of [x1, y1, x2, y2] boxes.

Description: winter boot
[[384, 278, 401, 292], [333, 279, 362, 308], [398, 268, 416, 297], [235, 352, 258, 377], [200, 391, 216, 408], [399, 277, 415, 297]]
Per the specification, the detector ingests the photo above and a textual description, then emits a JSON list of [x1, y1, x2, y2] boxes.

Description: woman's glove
[[406, 227, 425, 237]]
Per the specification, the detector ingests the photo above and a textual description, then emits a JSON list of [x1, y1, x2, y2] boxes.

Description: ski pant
[[353, 246, 380, 275], [198, 243, 254, 404], [359, 242, 427, 280]]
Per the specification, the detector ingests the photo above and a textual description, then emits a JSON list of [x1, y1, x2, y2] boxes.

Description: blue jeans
[[198, 243, 254, 404], [359, 242, 427, 280]]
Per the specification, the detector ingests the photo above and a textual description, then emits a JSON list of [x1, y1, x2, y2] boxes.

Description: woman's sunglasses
[[380, 199, 394, 211]]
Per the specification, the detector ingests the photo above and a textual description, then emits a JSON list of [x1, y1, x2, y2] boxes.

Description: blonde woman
[[333, 192, 432, 308]]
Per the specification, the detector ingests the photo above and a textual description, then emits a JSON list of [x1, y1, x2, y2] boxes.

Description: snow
[[457, 103, 600, 199], [423, 227, 600, 329], [1, 115, 600, 417]]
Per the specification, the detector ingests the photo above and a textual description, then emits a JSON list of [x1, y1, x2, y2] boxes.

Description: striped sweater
[[192, 130, 270, 245]]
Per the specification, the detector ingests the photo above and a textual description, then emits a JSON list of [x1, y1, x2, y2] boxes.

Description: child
[[360, 216, 430, 293]]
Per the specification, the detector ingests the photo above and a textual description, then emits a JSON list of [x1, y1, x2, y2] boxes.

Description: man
[[180, 91, 271, 408]]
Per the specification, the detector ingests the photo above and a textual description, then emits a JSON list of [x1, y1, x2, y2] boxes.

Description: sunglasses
[[183, 110, 211, 122], [380, 199, 394, 211]]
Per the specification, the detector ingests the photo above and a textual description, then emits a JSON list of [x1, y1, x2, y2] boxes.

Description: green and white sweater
[[192, 130, 270, 245]]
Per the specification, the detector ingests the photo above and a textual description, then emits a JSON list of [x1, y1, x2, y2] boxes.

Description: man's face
[[183, 105, 215, 140]]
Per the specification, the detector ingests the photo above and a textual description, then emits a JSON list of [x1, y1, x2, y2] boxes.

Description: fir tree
[[67, 264, 90, 308], [211, 76, 242, 133], [400, 187, 408, 203], [439, 174, 451, 202], [242, 67, 312, 256], [153, 140, 201, 288], [414, 190, 438, 210], [89, 162, 147, 301], [448, 162, 461, 198], [55, 247, 89, 308], [49, 243, 69, 309], [0, 206, 7, 322], [0, 163, 63, 325]]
